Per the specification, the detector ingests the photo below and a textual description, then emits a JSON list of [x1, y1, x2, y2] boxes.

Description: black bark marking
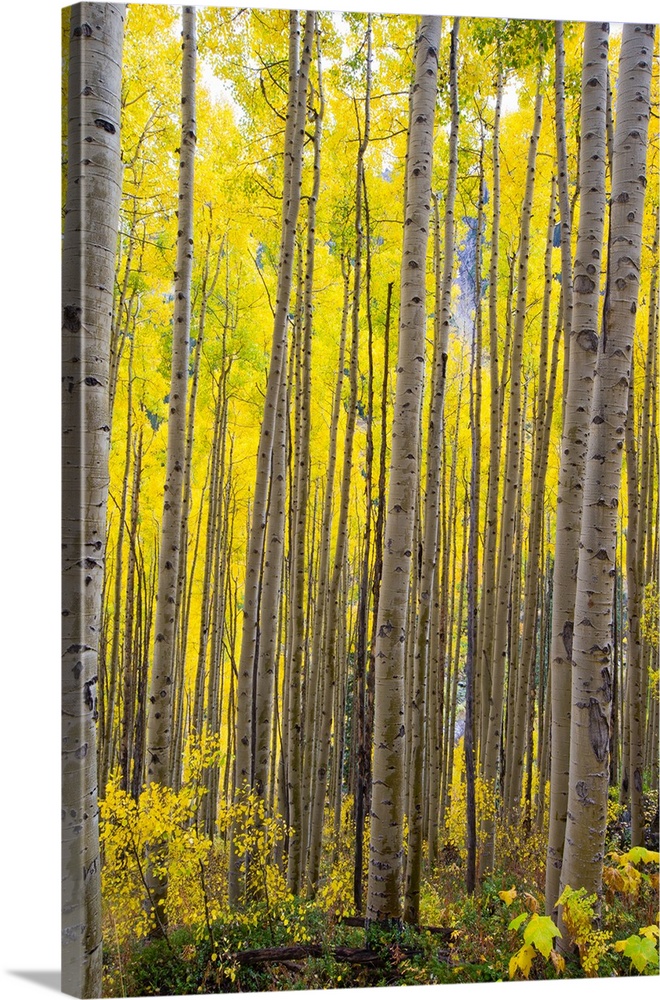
[[83, 857, 99, 881], [574, 275, 596, 294], [588, 698, 609, 761], [63, 305, 82, 333], [83, 676, 97, 711], [575, 780, 593, 805], [73, 22, 93, 37], [575, 329, 598, 352], [561, 620, 573, 660], [600, 667, 612, 702], [94, 118, 116, 135]]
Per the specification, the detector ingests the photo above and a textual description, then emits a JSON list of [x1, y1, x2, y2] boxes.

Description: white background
[[0, 1, 655, 997]]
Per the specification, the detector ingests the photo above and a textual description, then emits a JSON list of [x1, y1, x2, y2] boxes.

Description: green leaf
[[622, 847, 659, 867], [508, 913, 528, 932], [621, 934, 659, 973], [523, 914, 560, 959]]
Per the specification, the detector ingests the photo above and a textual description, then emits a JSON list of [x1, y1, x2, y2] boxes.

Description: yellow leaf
[[639, 925, 659, 940], [550, 949, 565, 973], [499, 886, 518, 906], [509, 943, 535, 979], [524, 891, 539, 913]]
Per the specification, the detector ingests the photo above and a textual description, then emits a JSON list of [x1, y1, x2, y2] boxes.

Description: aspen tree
[[424, 201, 444, 865], [624, 207, 659, 844], [119, 430, 143, 795], [440, 469, 467, 836], [285, 16, 323, 892], [465, 147, 486, 890], [559, 19, 655, 912], [366, 13, 441, 924], [173, 223, 223, 790], [192, 378, 226, 741], [545, 21, 609, 915], [404, 17, 458, 924], [306, 17, 372, 891], [506, 181, 561, 822], [480, 69, 544, 877], [300, 261, 351, 877], [477, 61, 503, 765], [306, 226, 363, 893], [624, 365, 645, 844], [640, 216, 659, 789], [554, 22, 574, 366], [253, 350, 288, 802], [230, 10, 313, 903], [355, 281, 393, 908], [62, 4, 125, 995], [100, 329, 137, 796], [354, 76, 377, 908], [502, 383, 528, 816], [144, 6, 196, 932]]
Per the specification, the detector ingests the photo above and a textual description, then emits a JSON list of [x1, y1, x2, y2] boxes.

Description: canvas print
[[62, 2, 659, 997]]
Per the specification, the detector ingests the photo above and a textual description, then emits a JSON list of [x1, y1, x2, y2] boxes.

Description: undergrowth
[[100, 738, 659, 995]]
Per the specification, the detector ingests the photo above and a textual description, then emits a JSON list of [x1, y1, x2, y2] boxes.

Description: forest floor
[[102, 793, 659, 995]]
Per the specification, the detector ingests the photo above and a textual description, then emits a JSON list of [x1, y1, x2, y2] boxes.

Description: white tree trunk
[[546, 21, 609, 915], [145, 4, 197, 929], [366, 13, 441, 924], [62, 4, 125, 996], [560, 20, 655, 909]]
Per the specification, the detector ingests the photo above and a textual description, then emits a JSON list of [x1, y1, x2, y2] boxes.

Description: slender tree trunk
[[465, 187, 483, 891], [425, 208, 445, 867], [366, 13, 441, 924], [545, 21, 609, 916], [641, 214, 659, 790], [306, 26, 373, 889], [120, 430, 143, 794], [625, 207, 659, 842], [253, 356, 288, 803], [285, 16, 323, 892], [354, 34, 376, 904], [404, 16, 459, 924], [101, 331, 135, 796], [559, 20, 654, 915], [301, 261, 351, 872], [625, 365, 645, 846], [144, 6, 196, 933], [306, 245, 362, 894], [355, 282, 393, 906], [230, 10, 314, 904], [479, 71, 543, 878], [477, 62, 503, 767], [62, 5, 125, 995], [506, 181, 560, 822]]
